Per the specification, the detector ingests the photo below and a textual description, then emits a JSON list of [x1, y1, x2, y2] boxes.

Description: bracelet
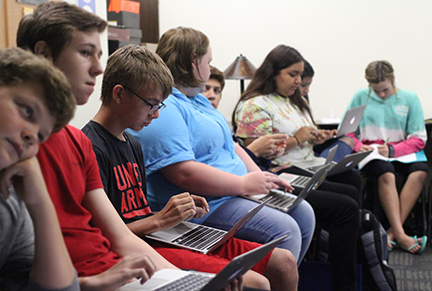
[[388, 144, 395, 158], [293, 135, 300, 146]]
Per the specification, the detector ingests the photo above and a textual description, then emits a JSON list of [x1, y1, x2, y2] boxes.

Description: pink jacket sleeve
[[391, 137, 425, 157], [347, 132, 364, 152]]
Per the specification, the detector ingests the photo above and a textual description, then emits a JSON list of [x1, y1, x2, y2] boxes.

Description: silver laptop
[[334, 104, 366, 137], [243, 164, 331, 213], [278, 145, 337, 188], [118, 235, 286, 291], [145, 201, 267, 254], [295, 150, 372, 176]]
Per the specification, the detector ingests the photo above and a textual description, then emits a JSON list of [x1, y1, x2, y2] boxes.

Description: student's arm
[[243, 127, 316, 154], [83, 188, 177, 268], [234, 143, 292, 192], [161, 160, 289, 197], [0, 157, 76, 290], [127, 193, 209, 236], [245, 134, 288, 159], [78, 188, 177, 291], [391, 94, 427, 157], [347, 132, 370, 152], [234, 143, 261, 173]]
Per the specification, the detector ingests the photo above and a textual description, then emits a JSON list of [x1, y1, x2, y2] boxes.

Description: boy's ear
[[34, 41, 53, 60], [112, 85, 124, 104], [191, 53, 197, 69]]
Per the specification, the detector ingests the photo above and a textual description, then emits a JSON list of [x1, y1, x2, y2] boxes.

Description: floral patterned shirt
[[235, 93, 317, 171]]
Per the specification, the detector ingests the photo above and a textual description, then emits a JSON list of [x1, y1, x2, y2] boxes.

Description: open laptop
[[333, 104, 366, 138], [243, 164, 331, 213], [294, 149, 372, 176], [118, 235, 286, 291], [145, 200, 267, 254], [278, 145, 337, 188]]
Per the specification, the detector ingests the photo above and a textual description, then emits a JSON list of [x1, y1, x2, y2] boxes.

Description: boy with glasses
[[82, 44, 298, 291]]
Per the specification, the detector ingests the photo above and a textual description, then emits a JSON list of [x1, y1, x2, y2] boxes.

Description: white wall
[[69, 0, 107, 128], [159, 0, 432, 124], [70, 0, 432, 128]]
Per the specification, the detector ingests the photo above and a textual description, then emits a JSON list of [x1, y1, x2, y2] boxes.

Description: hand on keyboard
[[154, 193, 207, 231], [84, 254, 156, 290], [241, 171, 293, 196]]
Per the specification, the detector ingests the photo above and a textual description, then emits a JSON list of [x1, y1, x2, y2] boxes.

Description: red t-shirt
[[37, 125, 120, 276]]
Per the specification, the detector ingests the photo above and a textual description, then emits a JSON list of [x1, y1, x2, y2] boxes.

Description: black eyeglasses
[[121, 85, 166, 115]]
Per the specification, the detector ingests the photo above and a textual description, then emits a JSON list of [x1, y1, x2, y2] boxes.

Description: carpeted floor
[[388, 244, 432, 291]]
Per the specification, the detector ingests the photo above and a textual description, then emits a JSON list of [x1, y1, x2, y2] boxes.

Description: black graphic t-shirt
[[82, 121, 152, 223]]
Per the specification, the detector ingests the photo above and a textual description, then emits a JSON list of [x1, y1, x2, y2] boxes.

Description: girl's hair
[[156, 27, 209, 88], [232, 45, 312, 129], [302, 60, 315, 78], [365, 60, 396, 99]]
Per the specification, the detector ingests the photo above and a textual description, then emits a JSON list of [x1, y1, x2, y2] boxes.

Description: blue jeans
[[317, 138, 353, 163], [196, 196, 315, 265]]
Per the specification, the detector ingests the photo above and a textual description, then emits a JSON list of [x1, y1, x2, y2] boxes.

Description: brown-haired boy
[[16, 2, 182, 290], [0, 47, 77, 290], [83, 44, 298, 290], [14, 2, 266, 290]]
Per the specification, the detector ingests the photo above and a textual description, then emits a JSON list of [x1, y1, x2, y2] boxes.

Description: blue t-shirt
[[129, 88, 247, 224]]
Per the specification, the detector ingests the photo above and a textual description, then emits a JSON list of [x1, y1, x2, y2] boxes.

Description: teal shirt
[[347, 88, 426, 145]]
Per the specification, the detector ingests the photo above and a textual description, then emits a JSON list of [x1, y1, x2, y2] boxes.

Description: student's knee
[[409, 171, 428, 183], [243, 270, 271, 290], [267, 248, 297, 274], [378, 172, 395, 185], [265, 248, 299, 290]]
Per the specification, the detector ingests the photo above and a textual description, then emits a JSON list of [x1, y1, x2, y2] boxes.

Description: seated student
[[129, 27, 316, 266], [298, 60, 314, 103], [0, 47, 78, 290], [203, 66, 288, 171], [300, 61, 355, 164], [82, 44, 298, 291], [16, 2, 202, 290], [233, 45, 360, 291], [346, 60, 428, 254]]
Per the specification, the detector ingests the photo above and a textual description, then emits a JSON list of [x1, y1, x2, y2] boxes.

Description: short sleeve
[[80, 133, 104, 192], [235, 99, 274, 138]]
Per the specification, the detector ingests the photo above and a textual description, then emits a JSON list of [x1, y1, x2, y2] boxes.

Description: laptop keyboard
[[307, 165, 324, 172], [259, 190, 296, 211], [155, 273, 212, 291], [172, 225, 226, 250], [291, 175, 311, 187]]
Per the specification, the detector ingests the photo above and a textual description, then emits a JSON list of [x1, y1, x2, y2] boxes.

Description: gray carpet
[[388, 244, 432, 291]]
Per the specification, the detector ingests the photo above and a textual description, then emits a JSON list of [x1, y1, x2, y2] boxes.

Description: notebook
[[118, 235, 286, 291], [243, 164, 331, 213], [145, 201, 267, 254], [278, 145, 337, 188], [333, 104, 366, 138]]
